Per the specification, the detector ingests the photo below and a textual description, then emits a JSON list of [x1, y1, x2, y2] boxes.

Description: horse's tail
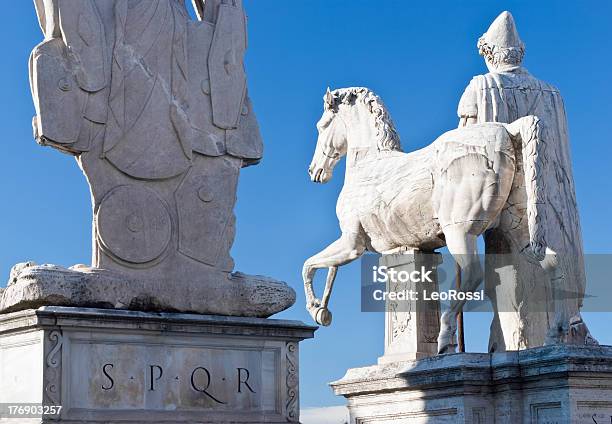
[[504, 116, 547, 261]]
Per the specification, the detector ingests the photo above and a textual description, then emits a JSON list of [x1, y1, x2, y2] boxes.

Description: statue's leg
[[533, 247, 597, 346], [304, 267, 337, 326], [320, 266, 338, 310], [537, 248, 569, 345], [438, 224, 483, 354], [484, 226, 534, 352], [302, 232, 365, 326]]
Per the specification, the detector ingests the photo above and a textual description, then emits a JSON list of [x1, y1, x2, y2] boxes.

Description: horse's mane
[[325, 87, 402, 152]]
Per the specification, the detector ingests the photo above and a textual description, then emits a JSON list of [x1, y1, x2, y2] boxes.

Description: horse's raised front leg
[[439, 224, 483, 354], [302, 265, 336, 325], [302, 232, 365, 326]]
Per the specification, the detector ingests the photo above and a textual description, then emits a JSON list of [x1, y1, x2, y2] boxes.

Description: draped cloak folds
[[457, 68, 586, 351], [101, 0, 262, 180]]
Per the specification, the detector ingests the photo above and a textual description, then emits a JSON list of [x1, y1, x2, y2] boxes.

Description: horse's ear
[[325, 87, 333, 109]]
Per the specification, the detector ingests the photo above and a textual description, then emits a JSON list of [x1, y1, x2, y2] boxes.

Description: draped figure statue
[[457, 11, 596, 349]]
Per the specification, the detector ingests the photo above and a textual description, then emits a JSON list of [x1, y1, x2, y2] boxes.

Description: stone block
[[0, 307, 315, 423], [378, 250, 441, 364], [331, 345, 612, 424]]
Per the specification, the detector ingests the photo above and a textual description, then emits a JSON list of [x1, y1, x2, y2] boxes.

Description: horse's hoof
[[437, 342, 457, 355], [437, 327, 457, 355], [306, 303, 330, 326], [315, 307, 333, 326]]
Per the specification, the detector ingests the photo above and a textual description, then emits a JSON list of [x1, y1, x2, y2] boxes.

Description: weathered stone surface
[[0, 306, 315, 423], [0, 263, 295, 318], [96, 185, 172, 264], [331, 345, 612, 423], [21, 0, 279, 318], [458, 11, 595, 350], [378, 250, 441, 363], [301, 86, 573, 353]]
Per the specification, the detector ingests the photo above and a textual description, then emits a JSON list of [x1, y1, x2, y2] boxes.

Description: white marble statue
[[302, 87, 565, 353], [457, 11, 596, 349], [0, 0, 295, 317]]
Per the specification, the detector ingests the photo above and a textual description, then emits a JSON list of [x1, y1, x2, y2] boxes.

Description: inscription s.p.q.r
[[100, 363, 256, 403]]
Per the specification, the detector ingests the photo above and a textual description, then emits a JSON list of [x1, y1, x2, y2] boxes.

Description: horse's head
[[308, 88, 348, 183], [308, 87, 401, 183]]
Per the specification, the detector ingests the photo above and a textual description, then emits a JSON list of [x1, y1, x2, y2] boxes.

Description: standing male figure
[[457, 11, 596, 350]]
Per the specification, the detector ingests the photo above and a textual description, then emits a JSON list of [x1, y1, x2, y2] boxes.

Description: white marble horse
[[303, 87, 562, 354]]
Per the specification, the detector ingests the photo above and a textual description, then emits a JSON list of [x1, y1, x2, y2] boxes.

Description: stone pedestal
[[378, 250, 441, 364], [0, 307, 315, 423], [331, 345, 612, 424]]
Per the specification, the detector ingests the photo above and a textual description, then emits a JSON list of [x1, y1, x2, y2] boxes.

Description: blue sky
[[1, 0, 611, 410]]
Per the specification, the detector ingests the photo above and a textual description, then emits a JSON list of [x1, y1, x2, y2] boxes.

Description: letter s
[[102, 363, 114, 390], [377, 266, 388, 283]]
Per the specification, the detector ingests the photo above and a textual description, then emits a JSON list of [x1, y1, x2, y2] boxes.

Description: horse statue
[[302, 87, 562, 354]]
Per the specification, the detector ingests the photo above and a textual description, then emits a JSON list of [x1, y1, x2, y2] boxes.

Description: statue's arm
[[457, 79, 478, 128]]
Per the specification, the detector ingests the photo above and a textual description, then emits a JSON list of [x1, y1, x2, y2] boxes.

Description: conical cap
[[483, 11, 523, 49]]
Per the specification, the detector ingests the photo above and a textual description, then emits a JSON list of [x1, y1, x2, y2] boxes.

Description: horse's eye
[[317, 112, 335, 131]]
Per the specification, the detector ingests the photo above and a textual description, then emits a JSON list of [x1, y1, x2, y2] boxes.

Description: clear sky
[[1, 0, 611, 410]]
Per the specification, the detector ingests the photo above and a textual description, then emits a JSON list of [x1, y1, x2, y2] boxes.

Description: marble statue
[[457, 11, 596, 350], [302, 87, 566, 354], [0, 0, 295, 317]]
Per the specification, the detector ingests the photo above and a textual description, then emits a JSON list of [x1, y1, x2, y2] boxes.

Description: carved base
[[378, 251, 441, 364], [0, 307, 315, 423], [331, 345, 612, 424], [0, 263, 296, 318]]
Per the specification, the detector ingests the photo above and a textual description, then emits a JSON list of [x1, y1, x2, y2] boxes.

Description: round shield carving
[[96, 185, 171, 264]]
